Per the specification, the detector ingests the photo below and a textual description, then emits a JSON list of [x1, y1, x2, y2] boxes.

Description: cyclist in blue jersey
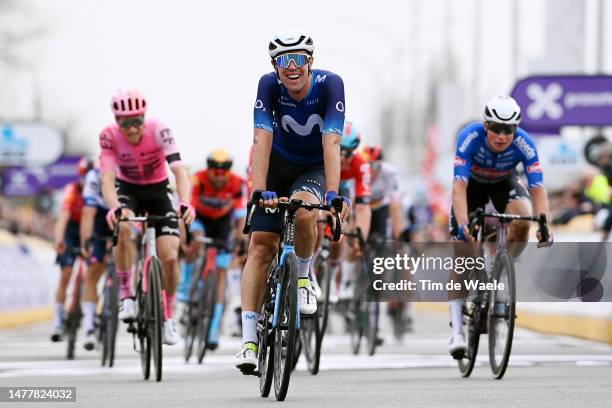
[[79, 167, 112, 351], [447, 95, 553, 358], [235, 30, 350, 372]]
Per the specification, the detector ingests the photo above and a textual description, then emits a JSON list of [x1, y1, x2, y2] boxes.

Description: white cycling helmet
[[483, 96, 522, 125], [268, 30, 314, 58]]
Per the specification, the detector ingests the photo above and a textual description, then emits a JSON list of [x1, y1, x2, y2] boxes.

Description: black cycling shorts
[[116, 179, 179, 237], [449, 173, 530, 238], [370, 204, 391, 242], [192, 212, 233, 249], [251, 149, 326, 234]]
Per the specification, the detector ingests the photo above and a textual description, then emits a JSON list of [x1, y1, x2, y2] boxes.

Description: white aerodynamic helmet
[[268, 30, 314, 58], [483, 96, 522, 125]]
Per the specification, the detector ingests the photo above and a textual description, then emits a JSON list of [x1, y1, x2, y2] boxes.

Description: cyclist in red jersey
[[324, 122, 371, 302], [50, 157, 93, 342], [179, 149, 246, 349], [100, 89, 194, 346]]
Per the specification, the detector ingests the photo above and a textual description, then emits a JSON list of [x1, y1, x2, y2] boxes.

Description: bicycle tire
[[488, 251, 516, 379], [198, 269, 217, 364], [148, 257, 164, 382], [107, 267, 119, 367], [366, 301, 380, 356], [457, 263, 485, 377], [137, 276, 151, 380], [258, 309, 275, 397], [183, 267, 202, 362], [273, 252, 298, 401], [318, 257, 332, 337], [291, 334, 301, 372], [300, 314, 321, 374], [65, 311, 79, 360]]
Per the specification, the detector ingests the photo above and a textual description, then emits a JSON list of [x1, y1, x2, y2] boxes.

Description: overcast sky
[[4, 0, 611, 173]]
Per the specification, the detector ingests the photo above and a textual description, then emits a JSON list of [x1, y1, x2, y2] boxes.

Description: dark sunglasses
[[117, 116, 144, 129], [487, 122, 516, 135], [275, 53, 310, 69]]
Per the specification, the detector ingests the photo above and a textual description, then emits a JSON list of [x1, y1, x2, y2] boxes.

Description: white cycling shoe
[[298, 278, 317, 315], [163, 319, 180, 345], [118, 298, 136, 322], [448, 333, 467, 359], [235, 342, 258, 374], [328, 279, 339, 304], [338, 280, 355, 301]]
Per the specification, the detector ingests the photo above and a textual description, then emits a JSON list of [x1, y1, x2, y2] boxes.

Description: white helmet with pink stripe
[[111, 89, 147, 117]]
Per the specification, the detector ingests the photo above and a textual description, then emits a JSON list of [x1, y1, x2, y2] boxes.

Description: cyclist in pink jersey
[[99, 89, 195, 345]]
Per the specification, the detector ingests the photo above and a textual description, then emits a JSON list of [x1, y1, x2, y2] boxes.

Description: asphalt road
[[0, 309, 610, 408]]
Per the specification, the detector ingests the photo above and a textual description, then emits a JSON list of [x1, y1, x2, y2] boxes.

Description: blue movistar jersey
[[83, 168, 108, 210], [453, 122, 544, 188], [253, 69, 345, 164]]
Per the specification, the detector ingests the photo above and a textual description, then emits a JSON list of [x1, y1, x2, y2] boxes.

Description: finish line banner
[[348, 242, 612, 302]]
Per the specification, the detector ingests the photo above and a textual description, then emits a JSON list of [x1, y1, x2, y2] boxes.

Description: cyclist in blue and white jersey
[[79, 167, 113, 351], [448, 95, 553, 358], [235, 30, 350, 372]]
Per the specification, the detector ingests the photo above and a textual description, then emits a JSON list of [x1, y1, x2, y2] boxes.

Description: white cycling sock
[[241, 311, 261, 345], [82, 302, 97, 333], [53, 302, 64, 329], [296, 256, 312, 280], [449, 299, 465, 336]]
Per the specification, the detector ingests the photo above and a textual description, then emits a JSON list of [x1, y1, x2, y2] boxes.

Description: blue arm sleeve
[[322, 73, 345, 135], [253, 73, 276, 133]]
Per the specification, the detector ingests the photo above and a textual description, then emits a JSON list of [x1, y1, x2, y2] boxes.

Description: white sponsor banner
[[0, 123, 64, 167]]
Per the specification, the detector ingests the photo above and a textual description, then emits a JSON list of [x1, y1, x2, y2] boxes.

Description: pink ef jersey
[[99, 118, 183, 185]]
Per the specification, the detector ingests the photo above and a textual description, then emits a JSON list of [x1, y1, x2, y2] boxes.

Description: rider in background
[[79, 164, 113, 351], [179, 149, 246, 350], [327, 122, 371, 302], [100, 89, 194, 346], [50, 157, 93, 342], [448, 95, 553, 358]]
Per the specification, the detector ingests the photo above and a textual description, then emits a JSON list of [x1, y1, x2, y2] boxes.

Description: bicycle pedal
[[451, 349, 465, 360]]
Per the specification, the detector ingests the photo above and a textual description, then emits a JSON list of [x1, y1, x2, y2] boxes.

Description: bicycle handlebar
[[242, 191, 344, 241], [112, 214, 179, 247], [468, 208, 552, 248]]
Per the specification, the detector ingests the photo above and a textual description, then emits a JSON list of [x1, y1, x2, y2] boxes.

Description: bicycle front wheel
[[488, 252, 516, 379], [273, 252, 298, 401], [197, 269, 217, 364], [300, 314, 321, 374]]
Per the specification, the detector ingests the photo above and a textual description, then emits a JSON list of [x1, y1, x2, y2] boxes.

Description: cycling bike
[[242, 192, 342, 401], [183, 235, 227, 364], [64, 248, 87, 360], [88, 236, 120, 368], [113, 214, 178, 382], [457, 208, 551, 379], [342, 229, 380, 356]]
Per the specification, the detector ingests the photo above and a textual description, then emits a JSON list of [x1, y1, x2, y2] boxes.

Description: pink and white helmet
[[111, 89, 147, 117]]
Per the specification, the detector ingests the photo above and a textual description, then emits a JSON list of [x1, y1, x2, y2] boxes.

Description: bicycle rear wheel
[[273, 253, 298, 401], [65, 310, 80, 360], [316, 256, 332, 336], [136, 273, 151, 380], [300, 314, 321, 374], [148, 257, 164, 382], [101, 267, 119, 367], [197, 269, 217, 364], [258, 308, 275, 397], [488, 252, 516, 379], [366, 301, 380, 356]]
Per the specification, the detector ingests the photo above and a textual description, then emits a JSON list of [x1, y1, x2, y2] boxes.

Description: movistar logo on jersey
[[315, 74, 327, 83], [459, 131, 479, 153], [514, 136, 536, 160], [281, 114, 324, 136]]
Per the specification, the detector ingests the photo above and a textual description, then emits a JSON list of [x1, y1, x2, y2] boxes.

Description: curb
[[414, 302, 612, 345], [0, 307, 53, 329]]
